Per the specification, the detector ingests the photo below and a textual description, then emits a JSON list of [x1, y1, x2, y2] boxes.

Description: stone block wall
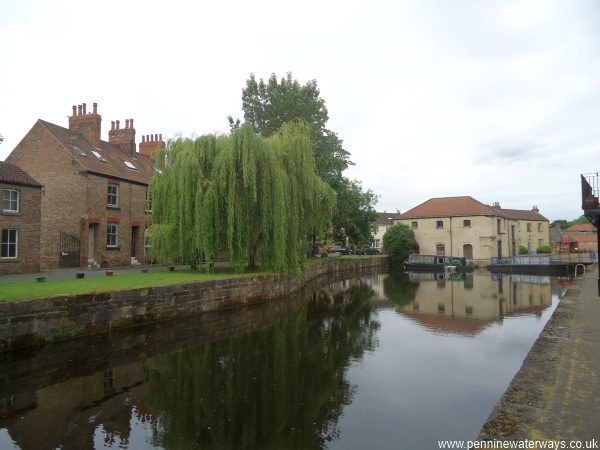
[[0, 257, 388, 351]]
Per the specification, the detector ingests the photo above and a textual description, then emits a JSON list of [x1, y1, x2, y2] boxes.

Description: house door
[[88, 225, 95, 261], [463, 244, 473, 260], [131, 227, 138, 258]]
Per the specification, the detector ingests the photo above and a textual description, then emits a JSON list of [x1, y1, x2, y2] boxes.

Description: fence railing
[[491, 252, 597, 265]]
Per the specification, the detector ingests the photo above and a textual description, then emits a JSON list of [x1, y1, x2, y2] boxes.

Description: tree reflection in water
[[144, 283, 379, 450]]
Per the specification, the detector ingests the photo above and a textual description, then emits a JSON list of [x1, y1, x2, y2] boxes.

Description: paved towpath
[[479, 265, 600, 442], [0, 264, 171, 283]]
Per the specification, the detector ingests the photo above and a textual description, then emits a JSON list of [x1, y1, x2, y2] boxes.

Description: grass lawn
[[0, 256, 385, 302], [0, 270, 253, 302]]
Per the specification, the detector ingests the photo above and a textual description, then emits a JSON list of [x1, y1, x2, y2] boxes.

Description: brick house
[[6, 103, 164, 269], [0, 162, 42, 274], [396, 196, 549, 266], [563, 223, 598, 252]]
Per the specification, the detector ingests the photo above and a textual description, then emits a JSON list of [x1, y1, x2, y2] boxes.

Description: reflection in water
[[0, 271, 560, 450], [143, 284, 379, 450], [389, 271, 553, 336]]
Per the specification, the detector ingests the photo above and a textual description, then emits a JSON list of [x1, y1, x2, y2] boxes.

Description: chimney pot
[[159, 133, 162, 141], [154, 133, 158, 141], [125, 119, 130, 129], [116, 120, 120, 130], [111, 121, 115, 130], [142, 135, 146, 143], [93, 102, 97, 114], [77, 105, 82, 115], [72, 105, 77, 116], [82, 103, 87, 114], [130, 118, 134, 129]]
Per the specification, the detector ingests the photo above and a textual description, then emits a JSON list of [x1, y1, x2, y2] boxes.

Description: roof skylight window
[[69, 144, 87, 156], [91, 150, 107, 162], [123, 160, 138, 170]]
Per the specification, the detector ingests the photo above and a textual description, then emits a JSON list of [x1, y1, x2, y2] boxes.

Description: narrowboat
[[403, 254, 472, 271]]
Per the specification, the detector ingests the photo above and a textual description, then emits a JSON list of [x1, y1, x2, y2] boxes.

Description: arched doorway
[[463, 244, 473, 260]]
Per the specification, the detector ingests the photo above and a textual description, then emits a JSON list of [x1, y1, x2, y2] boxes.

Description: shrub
[[519, 245, 529, 255], [382, 224, 418, 267], [537, 245, 552, 254]]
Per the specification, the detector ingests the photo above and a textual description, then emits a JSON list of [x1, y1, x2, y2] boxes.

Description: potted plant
[[76, 272, 85, 279]]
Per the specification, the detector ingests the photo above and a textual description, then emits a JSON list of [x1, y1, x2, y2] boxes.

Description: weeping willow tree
[[149, 121, 336, 273]]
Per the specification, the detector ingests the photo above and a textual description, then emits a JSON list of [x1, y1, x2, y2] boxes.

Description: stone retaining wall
[[0, 257, 388, 351]]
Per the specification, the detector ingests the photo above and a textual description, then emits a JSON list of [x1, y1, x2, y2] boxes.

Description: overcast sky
[[1, 0, 598, 221]]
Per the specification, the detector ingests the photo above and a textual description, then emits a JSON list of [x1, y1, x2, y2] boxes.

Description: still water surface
[[0, 271, 562, 450]]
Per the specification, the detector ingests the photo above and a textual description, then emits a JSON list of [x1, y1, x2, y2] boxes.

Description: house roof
[[38, 120, 154, 185], [564, 223, 596, 233], [499, 208, 548, 222], [374, 211, 403, 225], [0, 161, 42, 188], [566, 234, 597, 243], [550, 225, 564, 243], [399, 196, 495, 219]]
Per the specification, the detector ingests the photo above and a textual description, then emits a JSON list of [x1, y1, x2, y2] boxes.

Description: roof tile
[[38, 120, 154, 185], [0, 161, 42, 188]]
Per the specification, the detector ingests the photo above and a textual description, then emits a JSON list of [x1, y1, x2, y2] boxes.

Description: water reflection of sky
[[332, 272, 558, 450]]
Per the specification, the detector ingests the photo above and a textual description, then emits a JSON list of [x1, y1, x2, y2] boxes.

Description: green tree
[[382, 224, 418, 267], [551, 216, 590, 229], [149, 122, 336, 273], [231, 72, 377, 247]]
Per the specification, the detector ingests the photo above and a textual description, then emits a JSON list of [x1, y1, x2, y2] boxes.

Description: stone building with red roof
[[0, 161, 42, 273], [396, 196, 549, 265], [6, 103, 164, 269]]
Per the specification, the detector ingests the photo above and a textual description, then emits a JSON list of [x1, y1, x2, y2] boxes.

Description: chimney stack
[[139, 132, 165, 157], [109, 117, 136, 156], [68, 102, 102, 145]]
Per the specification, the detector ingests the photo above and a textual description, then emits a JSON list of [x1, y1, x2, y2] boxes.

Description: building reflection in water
[[383, 271, 554, 336]]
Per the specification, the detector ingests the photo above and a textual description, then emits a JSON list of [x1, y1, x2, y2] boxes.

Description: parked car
[[328, 246, 353, 255], [361, 247, 381, 255]]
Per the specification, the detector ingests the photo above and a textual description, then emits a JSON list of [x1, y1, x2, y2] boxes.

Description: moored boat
[[403, 254, 472, 271]]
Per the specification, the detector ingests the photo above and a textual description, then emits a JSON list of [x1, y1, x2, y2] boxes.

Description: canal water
[[0, 270, 562, 450]]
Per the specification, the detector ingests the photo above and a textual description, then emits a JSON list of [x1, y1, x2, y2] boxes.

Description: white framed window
[[144, 228, 152, 255], [463, 219, 471, 228], [411, 221, 418, 230], [107, 184, 119, 207], [373, 239, 381, 249], [107, 223, 118, 247], [436, 220, 444, 229], [2, 189, 19, 213], [527, 222, 532, 232], [537, 223, 543, 232], [1, 229, 18, 259]]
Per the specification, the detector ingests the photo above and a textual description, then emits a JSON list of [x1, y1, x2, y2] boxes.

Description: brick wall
[[7, 123, 86, 268], [82, 175, 149, 267], [0, 182, 42, 274]]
